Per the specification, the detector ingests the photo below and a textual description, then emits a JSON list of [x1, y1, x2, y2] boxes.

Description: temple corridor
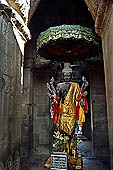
[[0, 0, 113, 170]]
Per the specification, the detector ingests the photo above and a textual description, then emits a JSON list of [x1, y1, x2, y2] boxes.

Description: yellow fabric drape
[[58, 82, 80, 135], [78, 105, 85, 126]]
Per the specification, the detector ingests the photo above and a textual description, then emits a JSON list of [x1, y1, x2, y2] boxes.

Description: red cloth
[[84, 97, 88, 114], [53, 95, 60, 124], [76, 103, 80, 120], [76, 88, 89, 119], [77, 88, 84, 102]]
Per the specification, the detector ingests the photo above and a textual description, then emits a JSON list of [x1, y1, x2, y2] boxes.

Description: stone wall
[[0, 7, 21, 170], [33, 67, 52, 154], [90, 62, 110, 163], [21, 39, 52, 157], [102, 4, 113, 169]]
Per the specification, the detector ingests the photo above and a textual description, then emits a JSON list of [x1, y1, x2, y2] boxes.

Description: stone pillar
[[102, 4, 113, 169], [0, 4, 21, 169], [33, 67, 51, 154], [21, 40, 34, 158], [90, 63, 109, 162]]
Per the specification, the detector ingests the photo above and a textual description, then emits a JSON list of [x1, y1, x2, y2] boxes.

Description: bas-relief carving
[[7, 0, 30, 23], [0, 161, 5, 170], [0, 151, 20, 170], [0, 77, 5, 91], [14, 151, 20, 170], [5, 155, 13, 170], [1, 0, 31, 39], [2, 75, 14, 94], [0, 1, 31, 55]]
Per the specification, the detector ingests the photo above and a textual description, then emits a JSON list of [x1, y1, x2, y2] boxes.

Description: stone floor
[[78, 141, 109, 170], [21, 136, 110, 170]]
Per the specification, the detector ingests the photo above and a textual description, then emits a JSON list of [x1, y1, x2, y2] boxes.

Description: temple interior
[[0, 0, 113, 170]]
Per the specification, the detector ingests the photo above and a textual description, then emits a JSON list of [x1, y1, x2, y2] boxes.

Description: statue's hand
[[85, 81, 88, 87], [83, 91, 88, 97], [81, 76, 88, 89], [47, 82, 49, 88], [50, 77, 54, 84], [80, 101, 84, 106], [82, 76, 86, 82], [50, 77, 56, 93]]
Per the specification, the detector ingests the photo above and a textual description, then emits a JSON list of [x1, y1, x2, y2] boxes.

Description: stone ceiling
[[29, 0, 112, 36], [29, 0, 95, 38]]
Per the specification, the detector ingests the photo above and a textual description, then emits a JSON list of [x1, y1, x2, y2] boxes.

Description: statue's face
[[63, 72, 72, 82]]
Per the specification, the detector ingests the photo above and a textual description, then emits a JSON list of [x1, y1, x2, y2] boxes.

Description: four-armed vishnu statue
[[47, 63, 88, 137]]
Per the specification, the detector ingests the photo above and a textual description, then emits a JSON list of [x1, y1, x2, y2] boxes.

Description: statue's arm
[[47, 77, 56, 99], [56, 83, 62, 99]]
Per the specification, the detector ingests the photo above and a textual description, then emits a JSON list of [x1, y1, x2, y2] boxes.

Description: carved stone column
[[102, 4, 113, 169], [89, 62, 110, 163], [21, 40, 34, 158]]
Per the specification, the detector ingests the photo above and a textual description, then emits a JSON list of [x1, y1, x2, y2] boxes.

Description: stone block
[[36, 115, 49, 123], [39, 134, 49, 145], [34, 92, 49, 105], [92, 95, 106, 104], [21, 126, 29, 137], [34, 105, 49, 116], [20, 147, 29, 158], [34, 145, 49, 154]]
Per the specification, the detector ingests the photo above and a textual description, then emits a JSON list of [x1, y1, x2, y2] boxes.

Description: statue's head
[[62, 63, 72, 82]]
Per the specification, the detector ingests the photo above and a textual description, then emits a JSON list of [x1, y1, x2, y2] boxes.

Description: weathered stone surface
[[0, 161, 5, 170], [84, 0, 112, 36], [14, 151, 20, 170], [33, 67, 52, 155], [5, 155, 13, 170], [1, 1, 113, 170], [28, 0, 40, 21], [0, 8, 21, 168], [21, 40, 34, 158], [90, 63, 109, 162], [102, 5, 113, 169]]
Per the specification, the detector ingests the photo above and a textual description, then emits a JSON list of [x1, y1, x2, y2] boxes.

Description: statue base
[[44, 154, 83, 170]]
